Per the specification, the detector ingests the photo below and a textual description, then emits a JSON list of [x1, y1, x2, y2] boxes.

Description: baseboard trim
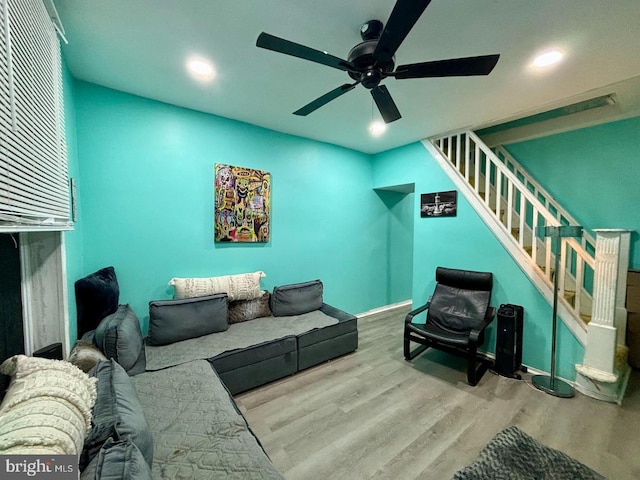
[[477, 351, 577, 387], [357, 299, 412, 319], [519, 364, 576, 388]]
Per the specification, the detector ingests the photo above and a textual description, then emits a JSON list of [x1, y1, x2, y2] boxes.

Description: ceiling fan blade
[[373, 0, 434, 64], [257, 32, 359, 73], [394, 54, 500, 79], [293, 83, 359, 116], [371, 85, 401, 124]]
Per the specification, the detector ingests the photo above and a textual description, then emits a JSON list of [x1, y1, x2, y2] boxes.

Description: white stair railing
[[493, 145, 596, 255], [431, 131, 595, 332], [492, 146, 594, 319]]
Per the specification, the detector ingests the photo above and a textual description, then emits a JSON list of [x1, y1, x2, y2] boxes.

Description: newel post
[[575, 229, 632, 403]]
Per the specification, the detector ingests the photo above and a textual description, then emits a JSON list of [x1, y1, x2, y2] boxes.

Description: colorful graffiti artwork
[[214, 164, 271, 242]]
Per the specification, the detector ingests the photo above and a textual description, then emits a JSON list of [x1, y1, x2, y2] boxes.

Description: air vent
[[476, 94, 616, 137]]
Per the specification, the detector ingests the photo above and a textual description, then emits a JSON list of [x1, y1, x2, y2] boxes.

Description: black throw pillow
[[75, 266, 119, 338]]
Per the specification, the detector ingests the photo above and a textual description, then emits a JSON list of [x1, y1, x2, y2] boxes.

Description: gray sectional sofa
[[142, 280, 358, 394], [71, 273, 358, 478]]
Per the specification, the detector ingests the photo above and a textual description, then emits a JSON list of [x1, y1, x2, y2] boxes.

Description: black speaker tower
[[493, 304, 525, 379]]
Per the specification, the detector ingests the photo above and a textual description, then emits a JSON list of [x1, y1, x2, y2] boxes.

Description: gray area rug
[[452, 426, 606, 480]]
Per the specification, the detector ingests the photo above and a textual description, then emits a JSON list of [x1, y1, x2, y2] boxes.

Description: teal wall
[[506, 116, 640, 269], [72, 82, 393, 330], [372, 142, 584, 380], [67, 81, 636, 380], [375, 190, 414, 304], [62, 60, 83, 344]]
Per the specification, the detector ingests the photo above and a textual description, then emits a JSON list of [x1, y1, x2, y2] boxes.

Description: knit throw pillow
[[0, 355, 97, 455], [169, 271, 265, 301]]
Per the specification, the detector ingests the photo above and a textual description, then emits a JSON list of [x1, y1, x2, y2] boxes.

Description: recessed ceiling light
[[533, 50, 564, 67], [187, 58, 216, 80], [369, 121, 386, 136]]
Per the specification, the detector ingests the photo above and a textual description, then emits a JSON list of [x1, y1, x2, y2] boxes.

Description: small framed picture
[[420, 190, 457, 218]]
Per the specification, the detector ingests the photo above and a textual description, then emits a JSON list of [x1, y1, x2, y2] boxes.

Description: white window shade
[[0, 0, 71, 231]]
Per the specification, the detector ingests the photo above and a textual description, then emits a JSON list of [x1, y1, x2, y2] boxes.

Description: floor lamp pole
[[532, 225, 583, 398]]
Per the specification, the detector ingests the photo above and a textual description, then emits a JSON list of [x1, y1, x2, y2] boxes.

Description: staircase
[[422, 130, 632, 403], [492, 145, 596, 324]]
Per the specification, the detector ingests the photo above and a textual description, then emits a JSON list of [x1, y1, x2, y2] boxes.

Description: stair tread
[[563, 290, 576, 307], [539, 265, 555, 275]]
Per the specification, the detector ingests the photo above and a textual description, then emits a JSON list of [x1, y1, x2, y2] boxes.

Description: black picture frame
[[420, 190, 457, 218]]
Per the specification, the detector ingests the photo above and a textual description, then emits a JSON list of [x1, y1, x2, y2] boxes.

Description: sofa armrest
[[319, 303, 357, 323]]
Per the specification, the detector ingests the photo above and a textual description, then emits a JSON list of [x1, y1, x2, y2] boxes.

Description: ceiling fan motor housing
[[347, 38, 395, 89]]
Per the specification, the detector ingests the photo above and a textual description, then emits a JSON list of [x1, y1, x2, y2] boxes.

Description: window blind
[[0, 0, 71, 231]]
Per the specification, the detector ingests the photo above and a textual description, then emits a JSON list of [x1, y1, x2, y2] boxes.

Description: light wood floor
[[235, 307, 640, 480]]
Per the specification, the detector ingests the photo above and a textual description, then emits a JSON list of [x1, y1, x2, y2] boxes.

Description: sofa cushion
[[81, 437, 153, 480], [131, 360, 286, 479], [427, 283, 491, 332], [229, 291, 271, 324], [75, 267, 119, 339], [169, 271, 265, 301], [145, 310, 337, 371], [0, 355, 96, 455], [82, 359, 153, 469], [94, 305, 144, 371], [69, 340, 109, 373], [270, 280, 323, 317], [148, 294, 229, 346]]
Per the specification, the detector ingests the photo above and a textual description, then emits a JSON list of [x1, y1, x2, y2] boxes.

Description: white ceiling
[[53, 0, 640, 154]]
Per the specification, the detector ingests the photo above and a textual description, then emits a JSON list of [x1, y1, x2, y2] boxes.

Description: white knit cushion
[[169, 271, 265, 301], [0, 355, 97, 455]]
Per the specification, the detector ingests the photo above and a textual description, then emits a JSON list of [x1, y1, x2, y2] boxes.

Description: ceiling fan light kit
[[256, 0, 500, 125], [369, 120, 387, 136]]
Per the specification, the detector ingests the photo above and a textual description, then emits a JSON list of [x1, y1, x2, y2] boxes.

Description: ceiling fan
[[256, 0, 500, 124]]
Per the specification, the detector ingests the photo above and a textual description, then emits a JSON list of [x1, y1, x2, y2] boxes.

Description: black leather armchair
[[404, 267, 496, 386]]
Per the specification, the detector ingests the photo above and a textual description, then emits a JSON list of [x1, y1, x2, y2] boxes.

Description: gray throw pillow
[[82, 359, 153, 470], [270, 280, 323, 317], [229, 291, 271, 324], [81, 437, 153, 480], [148, 294, 229, 346], [94, 305, 144, 371]]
